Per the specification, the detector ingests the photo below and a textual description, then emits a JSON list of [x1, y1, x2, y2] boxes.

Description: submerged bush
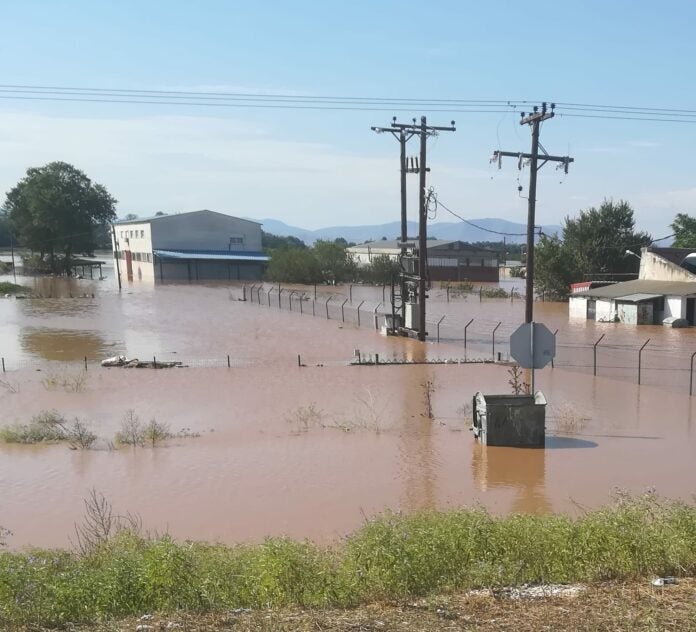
[[0, 410, 96, 448], [0, 410, 68, 443], [1, 493, 696, 626]]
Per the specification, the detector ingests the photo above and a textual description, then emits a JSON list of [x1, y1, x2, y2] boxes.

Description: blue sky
[[1, 1, 695, 236]]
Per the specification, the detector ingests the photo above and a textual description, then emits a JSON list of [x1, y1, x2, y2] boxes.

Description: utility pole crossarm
[[492, 150, 574, 164]]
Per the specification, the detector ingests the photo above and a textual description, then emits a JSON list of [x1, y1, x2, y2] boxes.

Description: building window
[[140, 230, 145, 238], [229, 236, 244, 247]]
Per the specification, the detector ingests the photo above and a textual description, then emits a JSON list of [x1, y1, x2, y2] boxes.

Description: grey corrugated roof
[[114, 210, 261, 226], [614, 293, 663, 303], [583, 279, 696, 299]]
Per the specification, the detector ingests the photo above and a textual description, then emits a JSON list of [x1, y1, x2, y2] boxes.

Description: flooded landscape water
[[2, 263, 696, 549]]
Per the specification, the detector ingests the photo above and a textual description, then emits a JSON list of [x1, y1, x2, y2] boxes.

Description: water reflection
[[21, 327, 112, 361], [471, 443, 550, 513]]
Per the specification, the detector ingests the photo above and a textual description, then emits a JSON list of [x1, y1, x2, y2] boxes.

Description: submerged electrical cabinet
[[472, 392, 547, 448]]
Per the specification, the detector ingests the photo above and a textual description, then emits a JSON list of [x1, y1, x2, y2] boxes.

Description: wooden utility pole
[[492, 103, 573, 323], [111, 224, 122, 290], [372, 116, 455, 341]]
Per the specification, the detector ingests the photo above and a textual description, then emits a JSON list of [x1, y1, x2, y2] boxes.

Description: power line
[[435, 198, 532, 237], [3, 84, 696, 122]]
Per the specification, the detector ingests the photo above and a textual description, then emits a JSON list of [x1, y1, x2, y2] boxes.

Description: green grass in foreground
[[0, 281, 29, 295], [1, 493, 696, 627]]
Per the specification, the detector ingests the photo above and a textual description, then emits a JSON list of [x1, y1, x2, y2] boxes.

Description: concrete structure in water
[[569, 247, 696, 326], [112, 210, 268, 283], [347, 239, 500, 282], [472, 391, 547, 448]]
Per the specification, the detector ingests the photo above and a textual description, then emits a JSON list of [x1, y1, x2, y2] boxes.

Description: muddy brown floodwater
[[1, 268, 695, 549]]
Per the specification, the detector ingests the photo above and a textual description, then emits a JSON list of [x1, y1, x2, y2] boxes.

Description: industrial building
[[347, 239, 499, 282], [569, 247, 696, 325], [111, 210, 268, 283]]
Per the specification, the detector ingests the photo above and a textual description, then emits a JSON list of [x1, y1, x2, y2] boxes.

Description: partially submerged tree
[[4, 162, 117, 273], [535, 199, 651, 298]]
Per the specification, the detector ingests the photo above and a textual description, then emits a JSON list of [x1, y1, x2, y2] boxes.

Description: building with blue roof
[[112, 209, 268, 282]]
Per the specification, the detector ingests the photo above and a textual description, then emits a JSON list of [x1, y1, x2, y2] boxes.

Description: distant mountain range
[[253, 218, 561, 245]]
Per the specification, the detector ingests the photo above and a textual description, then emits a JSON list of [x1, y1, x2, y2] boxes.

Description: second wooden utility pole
[[492, 103, 573, 323]]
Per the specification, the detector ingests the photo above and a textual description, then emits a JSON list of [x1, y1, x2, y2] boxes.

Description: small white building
[[569, 247, 696, 325], [112, 210, 268, 283]]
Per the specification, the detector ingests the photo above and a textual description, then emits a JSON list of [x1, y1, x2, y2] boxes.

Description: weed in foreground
[[1, 492, 695, 627]]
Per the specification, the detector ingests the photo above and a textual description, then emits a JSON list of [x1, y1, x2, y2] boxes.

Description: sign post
[[510, 322, 556, 392]]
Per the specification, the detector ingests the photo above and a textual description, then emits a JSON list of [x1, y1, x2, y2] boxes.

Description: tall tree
[[5, 162, 117, 272], [671, 213, 696, 248], [313, 239, 357, 283], [535, 199, 651, 298]]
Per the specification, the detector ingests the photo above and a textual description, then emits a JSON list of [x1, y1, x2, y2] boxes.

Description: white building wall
[[639, 249, 696, 282], [595, 299, 615, 322], [568, 296, 587, 319], [665, 295, 686, 319]]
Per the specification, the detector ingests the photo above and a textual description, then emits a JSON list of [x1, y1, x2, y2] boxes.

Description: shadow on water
[[545, 435, 598, 449]]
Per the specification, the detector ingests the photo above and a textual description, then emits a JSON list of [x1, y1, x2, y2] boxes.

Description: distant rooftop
[[348, 239, 499, 252], [582, 278, 696, 299]]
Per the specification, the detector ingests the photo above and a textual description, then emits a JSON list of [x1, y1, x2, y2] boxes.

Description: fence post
[[374, 302, 382, 330], [479, 286, 483, 302], [267, 287, 272, 307], [257, 285, 262, 303], [382, 284, 386, 302], [278, 288, 283, 309], [153, 355, 157, 369], [691, 351, 696, 396], [446, 286, 450, 303], [437, 315, 446, 343], [314, 284, 317, 301], [289, 290, 296, 312], [1, 357, 4, 373], [375, 353, 379, 365], [593, 333, 605, 377], [242, 285, 247, 301], [299, 294, 304, 315], [84, 356, 88, 371], [249, 284, 256, 303], [356, 300, 365, 327], [551, 329, 558, 368], [312, 300, 316, 317], [464, 318, 474, 359], [638, 338, 650, 385], [298, 354, 302, 367], [227, 354, 231, 368], [326, 296, 332, 319], [492, 322, 501, 361], [349, 284, 353, 303], [341, 298, 348, 322]]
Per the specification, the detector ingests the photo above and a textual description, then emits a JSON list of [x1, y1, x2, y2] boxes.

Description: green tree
[[535, 199, 650, 299], [671, 213, 696, 248], [5, 162, 117, 273], [0, 209, 12, 248], [261, 231, 307, 251], [265, 248, 321, 284], [313, 239, 357, 283], [359, 254, 401, 284]]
